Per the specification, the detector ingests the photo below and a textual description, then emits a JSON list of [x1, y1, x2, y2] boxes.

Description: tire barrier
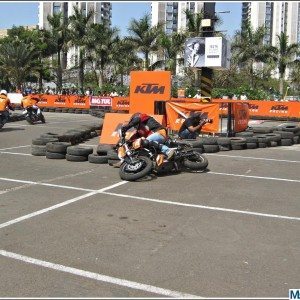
[[31, 119, 104, 160], [30, 120, 300, 165]]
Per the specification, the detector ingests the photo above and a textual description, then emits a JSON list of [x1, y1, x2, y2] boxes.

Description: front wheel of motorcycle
[[119, 156, 153, 181], [25, 116, 34, 125], [183, 152, 208, 170], [40, 114, 46, 123]]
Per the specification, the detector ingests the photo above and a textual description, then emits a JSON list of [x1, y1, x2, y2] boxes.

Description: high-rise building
[[242, 2, 300, 45], [241, 2, 300, 79], [38, 2, 112, 68], [151, 2, 204, 34], [151, 2, 205, 75]]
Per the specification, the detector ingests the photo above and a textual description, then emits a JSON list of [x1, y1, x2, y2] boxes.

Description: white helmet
[[0, 90, 7, 95]]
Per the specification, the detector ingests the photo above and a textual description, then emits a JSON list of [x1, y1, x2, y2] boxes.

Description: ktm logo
[[270, 105, 288, 113], [249, 104, 259, 110], [134, 83, 165, 94], [39, 97, 48, 103], [117, 100, 130, 107], [74, 98, 86, 104], [54, 97, 65, 103]]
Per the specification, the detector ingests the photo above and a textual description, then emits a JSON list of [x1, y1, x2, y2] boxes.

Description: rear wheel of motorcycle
[[119, 156, 153, 181], [183, 152, 208, 170]]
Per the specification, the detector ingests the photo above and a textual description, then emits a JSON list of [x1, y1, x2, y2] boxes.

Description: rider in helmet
[[0, 89, 14, 123], [121, 112, 176, 159], [21, 90, 41, 115]]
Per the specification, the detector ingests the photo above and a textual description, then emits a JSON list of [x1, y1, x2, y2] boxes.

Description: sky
[[0, 1, 242, 38]]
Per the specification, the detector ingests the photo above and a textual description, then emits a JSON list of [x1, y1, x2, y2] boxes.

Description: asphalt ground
[[0, 112, 299, 298]]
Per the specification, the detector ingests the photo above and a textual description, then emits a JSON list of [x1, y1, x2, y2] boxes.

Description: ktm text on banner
[[166, 101, 219, 133]]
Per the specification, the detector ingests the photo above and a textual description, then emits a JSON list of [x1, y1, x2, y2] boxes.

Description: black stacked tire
[[46, 142, 71, 159], [31, 145, 47, 156], [230, 137, 246, 150], [217, 137, 231, 151], [66, 146, 93, 162], [88, 154, 109, 164]]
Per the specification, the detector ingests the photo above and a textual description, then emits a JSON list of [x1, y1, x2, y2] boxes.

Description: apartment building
[[242, 2, 300, 79], [151, 1, 204, 34], [38, 1, 112, 68]]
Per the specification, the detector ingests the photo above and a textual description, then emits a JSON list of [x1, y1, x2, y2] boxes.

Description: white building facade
[[151, 2, 205, 75], [38, 1, 112, 68], [242, 2, 300, 79]]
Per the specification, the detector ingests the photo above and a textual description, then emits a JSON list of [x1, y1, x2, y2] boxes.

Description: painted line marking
[[208, 172, 300, 183], [0, 177, 95, 192], [102, 192, 300, 222], [0, 145, 31, 151], [0, 250, 199, 298], [207, 153, 300, 163], [0, 181, 127, 229], [0, 151, 32, 156]]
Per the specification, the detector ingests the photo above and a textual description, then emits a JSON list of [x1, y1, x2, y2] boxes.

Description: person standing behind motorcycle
[[21, 91, 41, 116], [178, 112, 212, 139], [121, 113, 176, 159], [0, 90, 14, 123]]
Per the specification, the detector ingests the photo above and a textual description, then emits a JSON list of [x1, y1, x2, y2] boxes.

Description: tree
[[0, 42, 37, 90], [271, 32, 299, 96], [69, 5, 94, 93], [152, 32, 186, 75], [86, 23, 120, 88], [185, 9, 204, 38], [231, 21, 273, 88], [290, 60, 300, 93], [47, 12, 70, 91], [112, 38, 142, 86], [127, 14, 163, 70]]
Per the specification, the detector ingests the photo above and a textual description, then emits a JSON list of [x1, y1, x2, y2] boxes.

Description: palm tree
[[47, 12, 69, 91], [232, 21, 273, 88], [152, 32, 186, 75], [270, 32, 299, 96], [69, 5, 94, 93], [290, 60, 300, 92], [112, 38, 142, 86], [185, 9, 204, 37], [127, 14, 163, 70], [0, 42, 37, 90], [86, 23, 120, 88]]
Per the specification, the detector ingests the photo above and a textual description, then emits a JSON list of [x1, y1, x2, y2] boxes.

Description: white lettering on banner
[[90, 96, 112, 107]]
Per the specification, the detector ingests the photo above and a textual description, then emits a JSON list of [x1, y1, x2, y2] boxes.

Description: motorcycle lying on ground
[[24, 106, 46, 124], [116, 129, 209, 181]]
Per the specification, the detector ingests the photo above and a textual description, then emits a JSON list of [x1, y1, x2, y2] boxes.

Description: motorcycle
[[0, 110, 9, 130], [24, 106, 45, 124], [116, 129, 209, 181]]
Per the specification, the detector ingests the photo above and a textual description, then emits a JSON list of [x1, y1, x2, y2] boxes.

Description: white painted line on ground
[[207, 153, 300, 163], [0, 145, 31, 151], [0, 250, 199, 298], [0, 151, 32, 156], [208, 172, 300, 183], [0, 177, 94, 192], [102, 192, 300, 221], [0, 181, 127, 229]]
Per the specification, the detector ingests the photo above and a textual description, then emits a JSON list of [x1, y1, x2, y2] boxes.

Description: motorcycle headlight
[[132, 138, 142, 149], [118, 146, 126, 158]]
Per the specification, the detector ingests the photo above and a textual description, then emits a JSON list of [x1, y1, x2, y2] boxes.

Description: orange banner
[[233, 102, 250, 132], [100, 113, 164, 145], [214, 99, 300, 119], [166, 101, 219, 133], [129, 71, 171, 114], [111, 97, 130, 111], [36, 94, 90, 109]]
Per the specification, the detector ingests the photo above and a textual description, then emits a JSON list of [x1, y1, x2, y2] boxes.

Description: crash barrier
[[216, 99, 300, 120], [30, 119, 300, 166], [31, 121, 104, 162]]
